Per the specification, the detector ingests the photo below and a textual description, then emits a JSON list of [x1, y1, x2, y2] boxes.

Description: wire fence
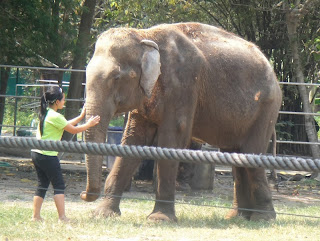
[[2, 64, 320, 149], [1, 65, 319, 137], [0, 64, 85, 72], [1, 169, 320, 220], [2, 65, 320, 160], [0, 66, 87, 136]]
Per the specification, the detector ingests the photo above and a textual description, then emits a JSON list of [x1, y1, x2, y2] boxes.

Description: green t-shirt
[[32, 108, 68, 156]]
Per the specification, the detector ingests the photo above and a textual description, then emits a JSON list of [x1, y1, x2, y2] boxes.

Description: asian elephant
[[81, 22, 282, 222]]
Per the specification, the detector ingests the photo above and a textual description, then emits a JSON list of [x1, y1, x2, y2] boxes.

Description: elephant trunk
[[80, 105, 111, 202]]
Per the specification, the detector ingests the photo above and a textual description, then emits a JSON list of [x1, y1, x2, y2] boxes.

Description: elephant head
[[80, 31, 161, 201]]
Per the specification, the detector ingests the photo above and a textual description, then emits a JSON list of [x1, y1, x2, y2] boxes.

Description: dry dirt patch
[[1, 156, 320, 208]]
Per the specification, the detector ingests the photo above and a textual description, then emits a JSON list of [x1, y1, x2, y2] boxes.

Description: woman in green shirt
[[31, 86, 100, 222]]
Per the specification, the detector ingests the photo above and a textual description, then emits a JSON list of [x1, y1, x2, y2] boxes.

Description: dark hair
[[39, 86, 64, 136]]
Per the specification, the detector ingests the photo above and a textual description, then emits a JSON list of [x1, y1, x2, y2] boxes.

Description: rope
[[1, 137, 320, 171]]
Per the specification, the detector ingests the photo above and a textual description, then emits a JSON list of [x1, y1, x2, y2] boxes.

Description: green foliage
[[314, 114, 320, 138], [109, 115, 125, 127], [0, 0, 82, 66], [3, 69, 40, 131], [311, 37, 320, 61], [300, 178, 320, 187], [3, 100, 37, 128], [94, 0, 210, 33], [276, 120, 293, 140]]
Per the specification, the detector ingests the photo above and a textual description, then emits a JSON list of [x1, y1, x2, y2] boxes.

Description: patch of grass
[[1, 199, 320, 241], [7, 194, 28, 201], [300, 179, 320, 186]]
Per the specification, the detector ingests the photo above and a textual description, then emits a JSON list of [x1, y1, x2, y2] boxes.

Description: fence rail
[[0, 64, 85, 73], [279, 81, 320, 86], [1, 64, 320, 150]]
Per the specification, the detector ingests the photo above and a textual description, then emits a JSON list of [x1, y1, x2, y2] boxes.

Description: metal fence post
[[13, 68, 19, 136]]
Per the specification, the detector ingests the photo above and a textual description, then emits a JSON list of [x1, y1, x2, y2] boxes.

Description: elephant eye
[[107, 68, 121, 80], [109, 66, 121, 81]]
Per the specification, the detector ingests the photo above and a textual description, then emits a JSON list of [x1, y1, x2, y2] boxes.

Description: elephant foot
[[225, 208, 276, 221], [250, 210, 276, 221], [225, 209, 251, 220], [93, 206, 121, 218], [92, 201, 121, 218], [147, 211, 177, 222]]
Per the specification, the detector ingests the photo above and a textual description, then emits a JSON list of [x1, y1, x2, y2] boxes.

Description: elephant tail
[[272, 128, 277, 157], [270, 128, 278, 184]]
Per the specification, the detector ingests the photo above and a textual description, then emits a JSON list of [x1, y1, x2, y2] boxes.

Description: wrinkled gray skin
[[81, 22, 282, 222]]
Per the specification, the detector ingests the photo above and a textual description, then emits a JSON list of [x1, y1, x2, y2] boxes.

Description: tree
[[0, 67, 10, 134], [285, 0, 320, 180], [0, 0, 83, 133], [63, 0, 97, 141], [0, 0, 41, 134]]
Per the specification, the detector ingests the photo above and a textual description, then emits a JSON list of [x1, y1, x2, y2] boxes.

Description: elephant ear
[[140, 39, 161, 98]]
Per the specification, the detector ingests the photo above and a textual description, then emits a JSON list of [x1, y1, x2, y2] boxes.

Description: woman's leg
[[32, 152, 67, 221], [32, 196, 44, 221], [31, 152, 49, 221], [44, 156, 67, 221], [54, 194, 68, 221]]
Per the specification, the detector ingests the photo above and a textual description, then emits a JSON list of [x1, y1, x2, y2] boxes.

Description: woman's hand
[[80, 105, 86, 119], [64, 115, 101, 134], [87, 115, 100, 127], [67, 105, 87, 126]]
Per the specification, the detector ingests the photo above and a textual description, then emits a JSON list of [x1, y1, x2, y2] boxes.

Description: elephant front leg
[[147, 159, 179, 222], [94, 156, 140, 217], [94, 111, 157, 218], [147, 115, 193, 222]]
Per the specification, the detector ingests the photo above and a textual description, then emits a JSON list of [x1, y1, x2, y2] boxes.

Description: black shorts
[[31, 152, 65, 198]]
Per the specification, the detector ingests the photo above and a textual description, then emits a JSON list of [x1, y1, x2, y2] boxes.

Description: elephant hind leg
[[227, 114, 277, 221], [222, 148, 253, 220], [246, 168, 276, 221], [226, 167, 276, 221], [225, 166, 253, 220]]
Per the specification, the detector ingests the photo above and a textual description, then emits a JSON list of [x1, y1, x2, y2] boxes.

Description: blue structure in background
[[105, 126, 123, 169], [107, 126, 123, 145]]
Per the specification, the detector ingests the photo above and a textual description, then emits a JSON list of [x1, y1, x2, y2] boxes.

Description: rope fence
[[1, 137, 320, 172]]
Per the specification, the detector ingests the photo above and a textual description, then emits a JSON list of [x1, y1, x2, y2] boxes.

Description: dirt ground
[[1, 155, 320, 208]]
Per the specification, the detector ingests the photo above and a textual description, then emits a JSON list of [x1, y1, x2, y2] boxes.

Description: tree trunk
[[63, 0, 97, 141], [0, 67, 10, 134], [285, 0, 320, 180]]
